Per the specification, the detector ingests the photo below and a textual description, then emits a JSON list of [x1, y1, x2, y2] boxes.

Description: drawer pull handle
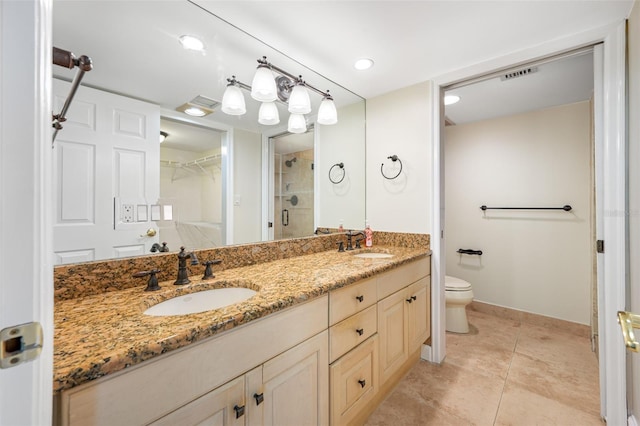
[[356, 295, 364, 302], [356, 328, 364, 336], [358, 379, 366, 388], [234, 404, 245, 418], [254, 392, 264, 406]]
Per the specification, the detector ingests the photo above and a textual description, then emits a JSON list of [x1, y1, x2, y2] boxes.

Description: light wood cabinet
[[377, 286, 410, 384], [408, 277, 430, 352], [378, 268, 430, 386], [55, 256, 431, 426], [329, 335, 378, 426], [262, 332, 329, 426], [56, 297, 328, 426], [150, 375, 246, 426]]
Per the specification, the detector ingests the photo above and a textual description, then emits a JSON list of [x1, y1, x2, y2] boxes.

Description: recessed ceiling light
[[184, 107, 206, 117], [354, 58, 374, 70], [444, 95, 460, 106], [179, 35, 205, 52]]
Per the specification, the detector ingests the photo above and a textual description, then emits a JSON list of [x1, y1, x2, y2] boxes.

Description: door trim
[[429, 21, 627, 423]]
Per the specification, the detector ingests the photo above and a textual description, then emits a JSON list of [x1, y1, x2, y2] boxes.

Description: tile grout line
[[492, 319, 522, 426]]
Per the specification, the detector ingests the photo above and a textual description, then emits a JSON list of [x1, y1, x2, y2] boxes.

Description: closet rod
[[480, 205, 572, 212]]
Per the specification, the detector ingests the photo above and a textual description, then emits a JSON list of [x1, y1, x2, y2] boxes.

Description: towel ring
[[329, 162, 345, 184], [381, 155, 402, 180]]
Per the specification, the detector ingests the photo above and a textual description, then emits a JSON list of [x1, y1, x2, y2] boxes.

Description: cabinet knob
[[358, 379, 366, 388], [411, 295, 417, 301], [356, 328, 364, 336], [406, 297, 413, 303], [234, 404, 245, 418], [356, 295, 364, 303], [253, 392, 264, 406]]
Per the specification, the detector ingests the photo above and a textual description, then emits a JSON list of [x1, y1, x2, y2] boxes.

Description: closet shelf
[[160, 154, 221, 182]]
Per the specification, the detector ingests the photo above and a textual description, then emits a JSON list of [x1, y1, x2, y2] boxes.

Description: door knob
[[617, 310, 640, 352], [141, 228, 156, 237]]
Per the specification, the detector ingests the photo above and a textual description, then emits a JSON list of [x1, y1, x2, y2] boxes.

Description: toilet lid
[[445, 275, 472, 291]]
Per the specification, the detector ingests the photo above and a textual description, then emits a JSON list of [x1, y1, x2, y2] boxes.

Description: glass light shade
[[317, 97, 338, 125], [288, 84, 311, 114], [258, 102, 280, 125], [287, 113, 307, 134], [221, 84, 246, 116], [251, 66, 277, 102]]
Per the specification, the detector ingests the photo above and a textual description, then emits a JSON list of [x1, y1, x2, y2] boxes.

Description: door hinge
[[0, 322, 43, 369], [597, 240, 605, 253]]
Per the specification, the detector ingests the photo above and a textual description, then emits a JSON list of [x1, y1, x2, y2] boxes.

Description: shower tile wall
[[276, 149, 314, 239]]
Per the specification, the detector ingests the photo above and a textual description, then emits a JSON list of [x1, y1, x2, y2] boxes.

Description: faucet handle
[[202, 259, 222, 280], [336, 241, 345, 252], [133, 269, 161, 292]]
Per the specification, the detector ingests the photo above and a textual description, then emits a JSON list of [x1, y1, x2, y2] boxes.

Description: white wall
[[627, 0, 640, 419], [365, 82, 433, 233], [233, 128, 262, 244], [444, 102, 592, 324], [316, 102, 366, 230]]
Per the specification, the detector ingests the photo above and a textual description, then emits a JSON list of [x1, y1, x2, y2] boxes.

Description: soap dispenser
[[365, 221, 373, 247]]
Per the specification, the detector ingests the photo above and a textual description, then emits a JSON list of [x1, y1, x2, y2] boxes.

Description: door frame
[[0, 0, 54, 424], [429, 21, 627, 423]]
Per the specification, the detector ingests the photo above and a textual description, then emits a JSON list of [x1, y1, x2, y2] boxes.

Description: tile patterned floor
[[366, 309, 602, 425]]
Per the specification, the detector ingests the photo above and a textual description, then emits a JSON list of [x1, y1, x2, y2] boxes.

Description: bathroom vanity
[[52, 233, 430, 425]]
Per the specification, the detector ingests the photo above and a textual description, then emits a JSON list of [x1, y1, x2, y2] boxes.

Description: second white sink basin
[[144, 288, 257, 316], [353, 252, 394, 259]]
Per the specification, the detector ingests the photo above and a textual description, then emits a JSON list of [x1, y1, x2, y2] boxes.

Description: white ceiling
[[53, 0, 633, 147], [198, 0, 632, 99]]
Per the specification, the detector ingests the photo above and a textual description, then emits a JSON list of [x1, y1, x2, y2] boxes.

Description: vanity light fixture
[[444, 94, 461, 105], [179, 35, 205, 53], [221, 76, 246, 116], [354, 58, 374, 70], [287, 113, 307, 134], [258, 101, 280, 125], [159, 131, 168, 143], [222, 56, 337, 133]]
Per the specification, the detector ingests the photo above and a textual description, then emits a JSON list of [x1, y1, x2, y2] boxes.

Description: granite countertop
[[53, 245, 430, 393]]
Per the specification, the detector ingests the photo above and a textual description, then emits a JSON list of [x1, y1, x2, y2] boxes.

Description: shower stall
[[273, 148, 315, 240]]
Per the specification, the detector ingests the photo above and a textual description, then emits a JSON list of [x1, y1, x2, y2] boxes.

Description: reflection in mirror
[[271, 130, 315, 240], [51, 0, 365, 265], [158, 118, 223, 251]]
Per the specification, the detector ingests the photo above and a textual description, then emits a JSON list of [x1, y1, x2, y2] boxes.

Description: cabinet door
[[245, 366, 264, 426], [262, 331, 329, 426], [150, 376, 245, 426], [330, 335, 378, 425], [377, 290, 409, 384], [407, 277, 430, 352]]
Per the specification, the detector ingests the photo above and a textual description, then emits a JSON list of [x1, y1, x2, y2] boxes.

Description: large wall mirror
[[52, 0, 365, 264]]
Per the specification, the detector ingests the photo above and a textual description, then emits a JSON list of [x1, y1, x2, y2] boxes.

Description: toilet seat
[[445, 276, 472, 291]]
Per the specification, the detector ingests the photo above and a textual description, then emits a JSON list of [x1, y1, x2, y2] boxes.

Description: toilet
[[445, 275, 474, 333]]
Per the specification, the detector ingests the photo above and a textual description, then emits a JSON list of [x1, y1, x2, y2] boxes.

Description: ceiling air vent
[[500, 66, 538, 81], [190, 95, 221, 110]]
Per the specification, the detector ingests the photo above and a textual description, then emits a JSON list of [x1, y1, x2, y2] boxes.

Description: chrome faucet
[[174, 247, 199, 285], [345, 231, 365, 251]]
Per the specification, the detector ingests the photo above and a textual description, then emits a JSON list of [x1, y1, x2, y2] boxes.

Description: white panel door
[[52, 79, 160, 263]]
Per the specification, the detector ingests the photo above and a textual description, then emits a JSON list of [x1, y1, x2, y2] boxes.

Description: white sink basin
[[353, 252, 394, 259], [144, 288, 257, 316]]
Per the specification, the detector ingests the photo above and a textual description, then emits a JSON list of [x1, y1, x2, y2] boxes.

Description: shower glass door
[[272, 131, 315, 240]]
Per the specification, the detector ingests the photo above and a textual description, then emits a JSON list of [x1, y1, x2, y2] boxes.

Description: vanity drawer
[[330, 334, 378, 426], [329, 276, 377, 325], [377, 258, 430, 300], [329, 305, 377, 363]]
